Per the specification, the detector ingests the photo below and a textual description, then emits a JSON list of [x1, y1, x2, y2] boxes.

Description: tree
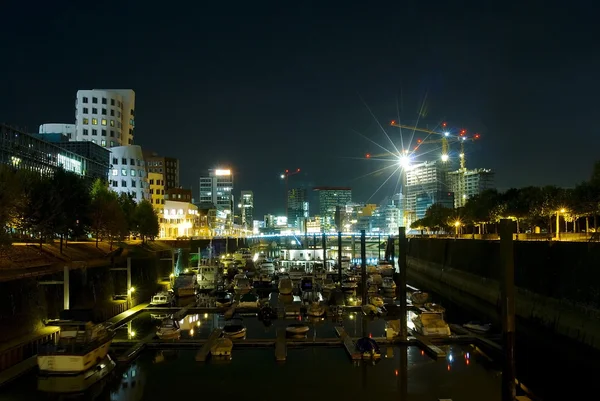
[[0, 166, 20, 252], [134, 200, 159, 243], [117, 192, 137, 237], [90, 179, 126, 248], [410, 203, 455, 233]]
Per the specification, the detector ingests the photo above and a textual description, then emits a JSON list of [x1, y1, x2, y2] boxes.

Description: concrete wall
[[407, 238, 600, 350]]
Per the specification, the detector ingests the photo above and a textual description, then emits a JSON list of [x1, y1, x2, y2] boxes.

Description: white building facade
[[448, 168, 495, 208], [74, 89, 135, 148], [39, 123, 77, 139], [160, 200, 199, 239], [108, 145, 148, 202]]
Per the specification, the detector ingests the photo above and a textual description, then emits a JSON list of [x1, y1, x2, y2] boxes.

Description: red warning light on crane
[[297, 168, 301, 172], [285, 169, 289, 173], [365, 153, 371, 158], [391, 120, 396, 125], [442, 122, 447, 128], [474, 133, 480, 139], [460, 129, 466, 135], [417, 139, 422, 143]]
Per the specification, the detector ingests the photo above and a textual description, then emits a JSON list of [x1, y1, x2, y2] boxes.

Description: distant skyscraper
[[447, 168, 495, 208], [144, 151, 180, 190], [74, 89, 136, 148], [287, 188, 309, 228], [240, 190, 254, 230], [314, 187, 352, 231], [199, 168, 234, 231]]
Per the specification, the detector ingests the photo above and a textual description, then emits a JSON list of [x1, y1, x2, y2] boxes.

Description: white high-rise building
[[199, 168, 234, 232], [74, 89, 135, 148]]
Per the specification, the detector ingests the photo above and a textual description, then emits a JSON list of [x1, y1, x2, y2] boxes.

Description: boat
[[238, 293, 260, 308], [173, 274, 197, 297], [210, 337, 233, 356], [286, 323, 310, 336], [260, 262, 275, 274], [463, 321, 492, 334], [362, 304, 382, 316], [424, 303, 446, 314], [156, 317, 181, 340], [233, 275, 252, 294], [321, 278, 336, 292], [278, 277, 294, 295], [37, 354, 116, 395], [381, 277, 396, 293], [150, 313, 171, 321], [412, 311, 451, 337], [150, 291, 174, 307], [215, 291, 233, 307], [355, 337, 381, 359], [410, 291, 429, 305], [258, 304, 277, 321], [377, 261, 395, 277], [197, 265, 217, 290], [253, 274, 272, 289], [370, 296, 384, 308], [306, 302, 326, 317], [341, 280, 357, 293], [300, 276, 314, 292], [37, 310, 114, 375], [223, 319, 247, 339]]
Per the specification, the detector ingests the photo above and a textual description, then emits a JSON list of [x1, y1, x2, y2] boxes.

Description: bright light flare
[[280, 174, 285, 179], [441, 154, 449, 162], [398, 155, 411, 169]]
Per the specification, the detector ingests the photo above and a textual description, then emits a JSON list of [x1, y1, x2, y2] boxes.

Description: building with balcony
[[160, 200, 200, 239], [1, 124, 109, 181], [74, 89, 135, 148], [447, 168, 495, 208], [144, 151, 180, 190], [108, 145, 148, 202]]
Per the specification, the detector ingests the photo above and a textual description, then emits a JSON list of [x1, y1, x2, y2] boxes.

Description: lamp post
[[556, 208, 565, 240], [454, 220, 461, 239], [281, 168, 301, 221]]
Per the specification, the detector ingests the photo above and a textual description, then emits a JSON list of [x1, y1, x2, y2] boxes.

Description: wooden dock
[[117, 332, 155, 363], [335, 327, 361, 360], [195, 328, 223, 362], [275, 329, 286, 362], [411, 330, 447, 359]]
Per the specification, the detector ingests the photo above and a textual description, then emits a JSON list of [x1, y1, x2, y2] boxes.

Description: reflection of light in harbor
[[110, 363, 145, 401]]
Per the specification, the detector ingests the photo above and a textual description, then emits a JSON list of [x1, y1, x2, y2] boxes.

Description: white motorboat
[[215, 291, 234, 307], [341, 280, 357, 293], [278, 278, 294, 295], [463, 321, 492, 334], [234, 275, 252, 294], [173, 275, 197, 297], [424, 303, 446, 314], [260, 262, 275, 274], [37, 354, 116, 394], [412, 311, 451, 337], [370, 296, 384, 308], [377, 261, 395, 277], [196, 265, 217, 290], [211, 338, 233, 356], [238, 293, 260, 308], [223, 320, 247, 339], [150, 291, 174, 307], [410, 291, 429, 305], [306, 302, 326, 317], [156, 318, 181, 340], [286, 323, 310, 336], [37, 314, 114, 375]]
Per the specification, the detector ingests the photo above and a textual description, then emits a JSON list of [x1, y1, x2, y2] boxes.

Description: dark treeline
[[412, 161, 600, 234], [0, 165, 159, 252]]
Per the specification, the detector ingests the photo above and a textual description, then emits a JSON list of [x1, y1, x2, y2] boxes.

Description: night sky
[[2, 1, 599, 216]]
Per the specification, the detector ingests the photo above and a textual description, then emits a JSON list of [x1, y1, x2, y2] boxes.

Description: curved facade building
[[74, 89, 135, 148], [109, 145, 148, 202], [39, 123, 76, 139]]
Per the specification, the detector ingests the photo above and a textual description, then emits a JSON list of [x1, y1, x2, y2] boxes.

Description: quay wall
[[406, 238, 600, 350]]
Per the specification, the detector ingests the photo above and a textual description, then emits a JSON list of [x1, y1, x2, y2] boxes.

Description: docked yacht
[[173, 274, 197, 297], [286, 323, 310, 336], [381, 277, 396, 294], [410, 291, 429, 305], [223, 319, 247, 339], [37, 311, 114, 375], [156, 317, 181, 340], [463, 321, 492, 334], [211, 338, 233, 356], [412, 311, 451, 337], [370, 296, 384, 308], [150, 291, 174, 307], [355, 337, 381, 359], [377, 260, 395, 277], [197, 265, 217, 290], [233, 274, 252, 294], [37, 354, 116, 395], [321, 278, 336, 292], [278, 277, 294, 295], [260, 261, 275, 275], [238, 293, 260, 308], [307, 302, 326, 317], [215, 291, 233, 307]]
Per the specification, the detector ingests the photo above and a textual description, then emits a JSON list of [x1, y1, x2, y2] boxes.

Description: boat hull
[[37, 339, 112, 375], [223, 329, 246, 339], [156, 329, 181, 340], [37, 355, 115, 393]]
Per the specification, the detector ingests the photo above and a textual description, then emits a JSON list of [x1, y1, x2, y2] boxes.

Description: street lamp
[[454, 220, 461, 239]]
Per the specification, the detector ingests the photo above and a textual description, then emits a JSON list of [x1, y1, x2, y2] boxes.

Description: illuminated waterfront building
[[240, 190, 254, 230], [199, 168, 234, 233], [108, 145, 148, 202], [148, 172, 165, 212], [160, 200, 200, 238], [144, 151, 180, 190], [313, 187, 352, 231], [287, 188, 309, 228], [1, 124, 109, 181]]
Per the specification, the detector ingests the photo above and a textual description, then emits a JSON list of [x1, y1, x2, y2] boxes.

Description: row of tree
[[411, 161, 600, 234], [0, 166, 159, 252]]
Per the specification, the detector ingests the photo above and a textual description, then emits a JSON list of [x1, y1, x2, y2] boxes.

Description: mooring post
[[500, 219, 516, 401], [321, 232, 327, 263], [360, 230, 367, 306], [127, 257, 132, 308], [337, 232, 342, 283], [63, 266, 70, 310], [398, 227, 408, 340]]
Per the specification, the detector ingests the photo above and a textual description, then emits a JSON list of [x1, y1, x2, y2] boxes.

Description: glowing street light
[[454, 220, 461, 238], [398, 154, 411, 169], [556, 208, 566, 240]]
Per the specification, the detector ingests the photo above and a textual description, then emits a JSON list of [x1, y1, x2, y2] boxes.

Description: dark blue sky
[[2, 1, 599, 216]]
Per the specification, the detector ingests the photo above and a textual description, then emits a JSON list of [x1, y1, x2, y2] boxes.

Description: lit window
[[92, 97, 98, 103], [178, 209, 184, 215], [112, 169, 118, 176], [83, 107, 88, 113], [83, 129, 89, 135], [110, 141, 115, 146], [131, 169, 136, 176], [101, 119, 107, 126], [101, 140, 106, 146], [83, 118, 89, 125], [110, 120, 115, 127], [121, 169, 127, 176], [92, 118, 98, 125]]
